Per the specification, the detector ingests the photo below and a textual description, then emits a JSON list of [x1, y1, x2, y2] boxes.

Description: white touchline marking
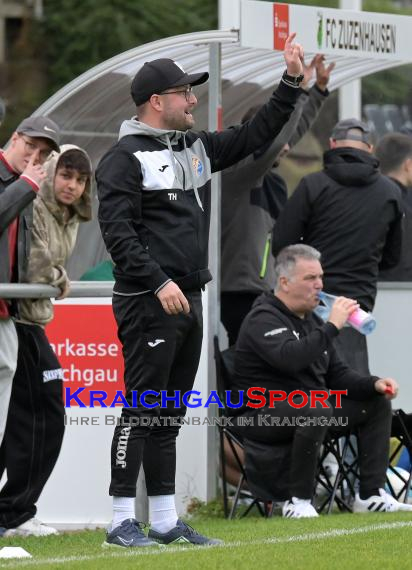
[[2, 521, 412, 568]]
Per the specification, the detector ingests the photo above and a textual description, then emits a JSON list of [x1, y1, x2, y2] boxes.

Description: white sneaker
[[282, 497, 319, 518], [4, 517, 59, 537], [353, 488, 412, 513]]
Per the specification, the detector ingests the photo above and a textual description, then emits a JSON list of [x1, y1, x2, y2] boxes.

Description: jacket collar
[[262, 292, 313, 323], [0, 152, 18, 182]]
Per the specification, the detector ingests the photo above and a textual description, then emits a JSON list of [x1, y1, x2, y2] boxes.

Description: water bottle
[[316, 291, 376, 335]]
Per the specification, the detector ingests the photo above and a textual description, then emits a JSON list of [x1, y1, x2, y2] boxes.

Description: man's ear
[[10, 132, 20, 146], [279, 275, 289, 292], [404, 156, 412, 182], [149, 94, 163, 112], [403, 156, 412, 171]]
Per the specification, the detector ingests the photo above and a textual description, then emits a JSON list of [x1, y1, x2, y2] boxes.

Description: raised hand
[[284, 33, 304, 77], [315, 54, 335, 91], [300, 55, 317, 90], [21, 151, 46, 186]]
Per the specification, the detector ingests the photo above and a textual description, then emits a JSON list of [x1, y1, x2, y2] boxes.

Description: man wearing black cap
[[0, 116, 60, 454], [272, 118, 403, 374], [97, 34, 304, 548]]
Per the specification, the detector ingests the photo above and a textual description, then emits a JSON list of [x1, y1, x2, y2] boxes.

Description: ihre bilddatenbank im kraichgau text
[[64, 387, 349, 428]]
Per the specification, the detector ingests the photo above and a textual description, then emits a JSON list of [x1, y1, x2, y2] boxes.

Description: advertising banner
[[46, 299, 124, 406], [241, 1, 412, 62]]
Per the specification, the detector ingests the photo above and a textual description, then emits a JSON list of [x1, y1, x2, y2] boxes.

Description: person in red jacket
[[0, 116, 60, 452]]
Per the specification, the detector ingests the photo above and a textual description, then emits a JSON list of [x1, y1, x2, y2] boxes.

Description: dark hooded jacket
[[96, 81, 300, 296], [232, 292, 378, 414], [272, 148, 403, 311], [379, 178, 412, 281]]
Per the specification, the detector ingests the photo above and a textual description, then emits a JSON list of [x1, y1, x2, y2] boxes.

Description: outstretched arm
[[203, 34, 304, 172], [289, 54, 334, 147]]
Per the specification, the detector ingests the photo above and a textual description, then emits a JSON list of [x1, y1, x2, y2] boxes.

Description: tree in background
[[42, 0, 217, 95], [0, 0, 217, 141], [1, 0, 411, 143]]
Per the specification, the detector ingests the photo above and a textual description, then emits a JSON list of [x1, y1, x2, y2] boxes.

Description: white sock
[[149, 494, 178, 533], [111, 496, 136, 530]]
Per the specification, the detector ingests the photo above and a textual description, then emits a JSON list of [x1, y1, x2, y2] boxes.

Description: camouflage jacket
[[18, 145, 92, 325]]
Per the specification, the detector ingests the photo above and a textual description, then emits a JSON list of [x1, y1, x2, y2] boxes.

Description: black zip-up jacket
[[379, 178, 412, 281], [96, 80, 300, 295], [272, 147, 403, 311], [232, 293, 378, 414], [0, 159, 35, 285]]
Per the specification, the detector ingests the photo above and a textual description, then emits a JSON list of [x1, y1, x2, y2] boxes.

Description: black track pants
[[234, 394, 391, 499], [0, 324, 65, 529], [110, 291, 203, 497]]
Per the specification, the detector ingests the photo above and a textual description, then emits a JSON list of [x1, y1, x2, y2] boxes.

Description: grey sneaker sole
[[102, 540, 163, 549], [150, 537, 223, 546]]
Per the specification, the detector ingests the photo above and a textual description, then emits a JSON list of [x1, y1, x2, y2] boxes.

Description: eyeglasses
[[159, 86, 195, 102], [19, 135, 53, 162]]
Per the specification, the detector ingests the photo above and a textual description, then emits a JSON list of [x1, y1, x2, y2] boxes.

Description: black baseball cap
[[131, 58, 209, 106], [16, 116, 61, 152], [331, 118, 371, 145]]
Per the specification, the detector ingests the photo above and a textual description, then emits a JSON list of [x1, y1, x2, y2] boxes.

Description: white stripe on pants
[[0, 319, 18, 446]]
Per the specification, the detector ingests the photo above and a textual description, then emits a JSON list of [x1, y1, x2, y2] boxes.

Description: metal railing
[[0, 281, 114, 298]]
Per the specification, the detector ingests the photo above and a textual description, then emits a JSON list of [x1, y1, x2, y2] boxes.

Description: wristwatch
[[282, 71, 305, 87]]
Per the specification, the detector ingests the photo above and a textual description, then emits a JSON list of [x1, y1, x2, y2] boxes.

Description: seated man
[[231, 244, 412, 518]]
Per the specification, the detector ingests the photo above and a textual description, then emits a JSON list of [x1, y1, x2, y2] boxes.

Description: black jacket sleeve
[[96, 148, 170, 291], [325, 344, 378, 400], [379, 200, 403, 270], [271, 177, 312, 255], [288, 84, 328, 147], [243, 308, 377, 400], [244, 309, 339, 373], [0, 179, 37, 234], [200, 80, 300, 173]]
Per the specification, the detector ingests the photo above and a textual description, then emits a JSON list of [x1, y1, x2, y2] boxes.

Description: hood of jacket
[[118, 117, 204, 211], [118, 117, 184, 145], [39, 144, 92, 225], [323, 147, 380, 187]]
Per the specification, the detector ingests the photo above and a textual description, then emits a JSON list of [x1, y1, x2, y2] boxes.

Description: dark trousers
[[110, 291, 203, 497], [333, 327, 370, 485], [0, 324, 65, 529], [333, 327, 370, 375], [233, 394, 392, 499], [221, 292, 260, 346]]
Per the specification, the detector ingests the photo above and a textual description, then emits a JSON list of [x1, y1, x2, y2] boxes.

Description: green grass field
[[1, 510, 412, 570]]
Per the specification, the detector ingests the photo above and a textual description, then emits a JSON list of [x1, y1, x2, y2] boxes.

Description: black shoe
[[103, 518, 159, 548], [148, 519, 223, 546]]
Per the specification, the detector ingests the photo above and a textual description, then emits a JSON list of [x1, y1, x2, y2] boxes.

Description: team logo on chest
[[192, 156, 203, 177]]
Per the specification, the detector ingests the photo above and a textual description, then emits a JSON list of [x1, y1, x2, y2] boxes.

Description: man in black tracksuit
[[272, 118, 403, 374], [375, 132, 412, 281], [96, 36, 304, 547], [232, 244, 411, 518]]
